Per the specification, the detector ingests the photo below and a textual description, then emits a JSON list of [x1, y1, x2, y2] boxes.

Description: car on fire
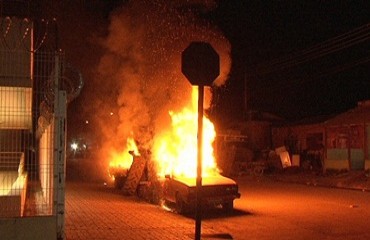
[[163, 174, 241, 214]]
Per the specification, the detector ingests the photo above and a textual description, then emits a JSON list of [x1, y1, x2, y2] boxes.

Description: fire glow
[[108, 87, 220, 180], [99, 0, 231, 182], [108, 137, 140, 171], [153, 87, 219, 178]]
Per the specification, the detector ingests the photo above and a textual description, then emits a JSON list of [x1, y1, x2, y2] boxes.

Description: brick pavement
[[65, 182, 221, 240], [65, 171, 370, 240]]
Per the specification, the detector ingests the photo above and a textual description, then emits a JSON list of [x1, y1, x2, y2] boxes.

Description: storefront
[[324, 101, 370, 171]]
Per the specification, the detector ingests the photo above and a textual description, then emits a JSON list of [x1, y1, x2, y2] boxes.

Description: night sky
[[58, 0, 370, 138], [210, 1, 370, 121]]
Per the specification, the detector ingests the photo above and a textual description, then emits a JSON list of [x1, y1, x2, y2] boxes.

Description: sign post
[[181, 41, 220, 240]]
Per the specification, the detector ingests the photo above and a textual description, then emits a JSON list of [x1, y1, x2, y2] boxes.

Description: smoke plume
[[94, 0, 231, 165]]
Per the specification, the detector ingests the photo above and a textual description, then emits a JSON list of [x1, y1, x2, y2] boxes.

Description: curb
[[267, 175, 370, 193]]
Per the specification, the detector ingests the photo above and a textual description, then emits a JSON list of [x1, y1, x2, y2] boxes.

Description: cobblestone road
[[65, 182, 222, 240]]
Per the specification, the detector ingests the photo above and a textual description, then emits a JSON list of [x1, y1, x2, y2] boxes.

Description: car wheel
[[114, 176, 125, 189], [176, 193, 188, 214], [222, 201, 234, 212]]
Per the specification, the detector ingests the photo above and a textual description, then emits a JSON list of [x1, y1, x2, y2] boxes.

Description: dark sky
[[210, 0, 370, 121]]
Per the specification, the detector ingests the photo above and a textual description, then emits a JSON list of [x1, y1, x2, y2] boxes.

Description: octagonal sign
[[182, 41, 220, 86]]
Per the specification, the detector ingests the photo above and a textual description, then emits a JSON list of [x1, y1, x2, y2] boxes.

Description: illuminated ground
[[65, 172, 370, 240]]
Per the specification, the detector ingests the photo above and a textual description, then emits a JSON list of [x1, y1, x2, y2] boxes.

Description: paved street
[[65, 182, 222, 240], [65, 175, 370, 240]]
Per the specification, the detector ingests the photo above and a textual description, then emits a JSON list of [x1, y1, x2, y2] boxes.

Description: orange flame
[[153, 87, 219, 178], [108, 137, 140, 170]]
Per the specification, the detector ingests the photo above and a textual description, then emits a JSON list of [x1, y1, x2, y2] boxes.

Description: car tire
[[114, 176, 125, 189], [222, 201, 234, 212], [176, 193, 188, 214]]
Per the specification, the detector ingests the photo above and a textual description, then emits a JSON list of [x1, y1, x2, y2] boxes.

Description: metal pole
[[195, 85, 204, 240], [54, 54, 67, 240], [244, 71, 248, 119]]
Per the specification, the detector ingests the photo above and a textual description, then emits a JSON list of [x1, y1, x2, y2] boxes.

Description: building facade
[[272, 101, 370, 172]]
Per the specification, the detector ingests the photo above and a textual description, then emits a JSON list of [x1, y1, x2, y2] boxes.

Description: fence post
[[53, 54, 67, 240]]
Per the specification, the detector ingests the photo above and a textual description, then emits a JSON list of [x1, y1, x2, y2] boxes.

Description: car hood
[[173, 175, 237, 187]]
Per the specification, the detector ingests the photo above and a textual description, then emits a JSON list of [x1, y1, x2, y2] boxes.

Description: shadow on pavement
[[187, 233, 234, 239], [180, 208, 251, 220]]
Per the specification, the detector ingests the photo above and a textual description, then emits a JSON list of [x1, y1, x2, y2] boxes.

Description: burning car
[[108, 165, 128, 189], [106, 87, 241, 213], [163, 174, 240, 214], [108, 150, 241, 214]]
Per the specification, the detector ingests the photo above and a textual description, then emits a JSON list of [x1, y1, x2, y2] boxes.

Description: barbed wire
[[32, 18, 48, 52], [1, 16, 56, 52]]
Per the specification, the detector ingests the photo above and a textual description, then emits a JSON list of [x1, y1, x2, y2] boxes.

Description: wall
[[229, 121, 271, 150], [39, 121, 54, 215], [0, 216, 56, 240], [243, 121, 271, 150], [272, 123, 324, 151], [325, 124, 367, 170], [0, 17, 33, 130]]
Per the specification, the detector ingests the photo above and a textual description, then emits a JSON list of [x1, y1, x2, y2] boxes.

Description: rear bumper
[[186, 193, 241, 205]]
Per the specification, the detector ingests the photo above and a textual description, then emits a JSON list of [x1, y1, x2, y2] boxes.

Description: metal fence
[[0, 11, 68, 239], [0, 48, 66, 239]]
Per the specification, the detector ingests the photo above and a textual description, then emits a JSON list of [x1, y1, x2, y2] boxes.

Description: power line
[[254, 54, 370, 94], [254, 22, 370, 75]]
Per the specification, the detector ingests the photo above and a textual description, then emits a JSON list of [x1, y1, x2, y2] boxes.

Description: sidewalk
[[264, 168, 370, 192]]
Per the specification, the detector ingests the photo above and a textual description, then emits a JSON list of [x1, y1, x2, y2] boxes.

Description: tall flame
[[108, 137, 140, 170], [153, 87, 219, 178], [91, 1, 231, 181]]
